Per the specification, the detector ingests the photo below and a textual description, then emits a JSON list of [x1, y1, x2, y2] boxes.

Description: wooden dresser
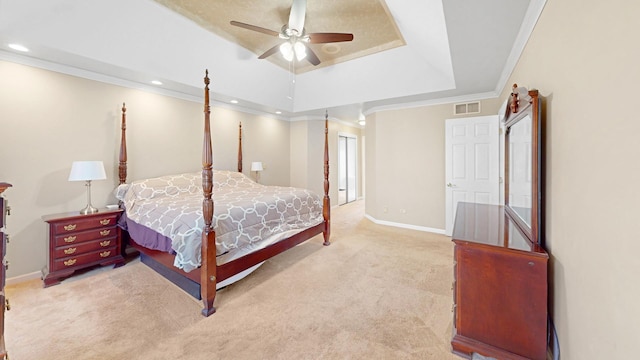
[[451, 202, 548, 360], [42, 208, 125, 287], [0, 182, 12, 360]]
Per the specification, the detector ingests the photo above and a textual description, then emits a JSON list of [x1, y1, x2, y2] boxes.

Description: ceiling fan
[[230, 0, 354, 66]]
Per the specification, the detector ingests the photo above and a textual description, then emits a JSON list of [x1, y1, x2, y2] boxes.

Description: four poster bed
[[116, 70, 331, 316]]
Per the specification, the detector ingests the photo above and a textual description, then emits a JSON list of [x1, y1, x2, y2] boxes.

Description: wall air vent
[[454, 101, 481, 115]]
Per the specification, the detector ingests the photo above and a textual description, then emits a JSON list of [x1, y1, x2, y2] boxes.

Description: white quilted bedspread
[[115, 171, 323, 272]]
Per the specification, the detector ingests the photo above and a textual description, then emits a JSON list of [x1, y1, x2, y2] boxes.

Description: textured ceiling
[[153, 0, 405, 74]]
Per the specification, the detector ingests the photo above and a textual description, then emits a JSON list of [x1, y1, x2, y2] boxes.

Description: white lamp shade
[[251, 162, 263, 172], [279, 42, 293, 62], [294, 41, 306, 61], [68, 161, 107, 181]]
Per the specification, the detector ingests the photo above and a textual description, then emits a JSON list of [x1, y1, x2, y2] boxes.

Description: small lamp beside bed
[[68, 160, 106, 214], [251, 161, 263, 183]]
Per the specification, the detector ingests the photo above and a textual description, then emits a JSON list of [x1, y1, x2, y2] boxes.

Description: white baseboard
[[364, 214, 446, 235], [7, 271, 42, 286]]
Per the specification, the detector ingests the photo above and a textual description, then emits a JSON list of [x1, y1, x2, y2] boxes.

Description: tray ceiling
[[153, 0, 406, 74], [0, 0, 546, 122]]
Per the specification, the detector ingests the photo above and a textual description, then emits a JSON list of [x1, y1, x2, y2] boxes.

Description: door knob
[[447, 183, 455, 187]]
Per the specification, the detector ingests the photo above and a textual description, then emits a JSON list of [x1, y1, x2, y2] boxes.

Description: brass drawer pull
[[100, 219, 111, 225], [100, 240, 111, 247], [100, 251, 111, 258], [63, 224, 77, 231], [63, 247, 77, 255], [63, 259, 77, 266], [64, 235, 77, 243], [5, 298, 10, 311], [100, 229, 111, 236]]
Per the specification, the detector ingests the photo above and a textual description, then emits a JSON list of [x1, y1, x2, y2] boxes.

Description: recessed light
[[8, 43, 29, 52], [230, 100, 239, 104], [275, 111, 282, 115], [151, 80, 163, 85]]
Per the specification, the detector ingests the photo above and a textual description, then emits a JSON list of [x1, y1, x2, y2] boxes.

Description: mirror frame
[[503, 84, 543, 246]]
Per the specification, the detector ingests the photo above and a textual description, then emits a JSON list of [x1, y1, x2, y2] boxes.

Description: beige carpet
[[5, 200, 461, 360]]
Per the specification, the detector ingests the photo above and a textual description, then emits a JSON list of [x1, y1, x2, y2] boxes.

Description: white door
[[445, 115, 500, 236]]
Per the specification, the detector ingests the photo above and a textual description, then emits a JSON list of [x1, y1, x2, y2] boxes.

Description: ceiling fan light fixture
[[279, 42, 294, 62], [294, 41, 306, 61]]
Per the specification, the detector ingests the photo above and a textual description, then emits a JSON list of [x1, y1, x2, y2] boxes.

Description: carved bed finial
[[202, 71, 213, 234], [238, 122, 243, 173], [119, 102, 127, 185], [200, 69, 217, 316], [510, 83, 519, 113], [323, 110, 331, 246]]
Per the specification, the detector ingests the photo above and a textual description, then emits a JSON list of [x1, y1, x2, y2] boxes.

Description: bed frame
[[118, 70, 331, 316]]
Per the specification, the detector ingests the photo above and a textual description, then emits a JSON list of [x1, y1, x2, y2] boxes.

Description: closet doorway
[[338, 134, 357, 205]]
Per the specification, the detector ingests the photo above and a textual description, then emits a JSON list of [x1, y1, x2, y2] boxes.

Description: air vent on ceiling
[[454, 101, 481, 115]]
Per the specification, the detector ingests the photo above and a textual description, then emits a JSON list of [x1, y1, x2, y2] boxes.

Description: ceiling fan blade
[[288, 0, 307, 34], [302, 43, 321, 66], [230, 21, 279, 37], [308, 33, 354, 44], [258, 44, 282, 59]]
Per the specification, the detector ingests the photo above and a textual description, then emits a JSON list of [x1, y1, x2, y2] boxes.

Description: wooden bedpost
[[200, 70, 217, 317], [323, 111, 331, 246], [238, 122, 243, 173], [119, 103, 127, 185]]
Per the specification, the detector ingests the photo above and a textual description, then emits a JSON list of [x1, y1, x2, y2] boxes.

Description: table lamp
[[68, 161, 107, 214], [251, 161, 263, 183]]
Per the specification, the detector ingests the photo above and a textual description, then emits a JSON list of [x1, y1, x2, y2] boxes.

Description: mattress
[[115, 170, 324, 272]]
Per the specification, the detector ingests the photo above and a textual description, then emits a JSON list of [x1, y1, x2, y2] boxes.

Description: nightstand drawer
[[54, 236, 118, 258], [52, 247, 119, 272], [51, 214, 118, 234], [53, 226, 117, 247]]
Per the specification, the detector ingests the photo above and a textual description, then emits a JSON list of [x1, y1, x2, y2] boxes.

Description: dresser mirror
[[504, 84, 543, 246]]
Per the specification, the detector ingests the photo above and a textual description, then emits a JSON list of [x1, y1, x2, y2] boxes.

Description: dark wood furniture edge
[[118, 70, 331, 316], [0, 183, 10, 360], [41, 208, 123, 223], [0, 183, 12, 195], [452, 333, 531, 360]]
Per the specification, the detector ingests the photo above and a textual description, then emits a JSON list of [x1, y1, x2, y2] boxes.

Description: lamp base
[[79, 204, 99, 215]]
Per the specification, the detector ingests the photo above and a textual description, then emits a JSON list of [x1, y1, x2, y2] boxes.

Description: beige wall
[[290, 119, 362, 208], [364, 98, 502, 230], [501, 0, 640, 358], [289, 121, 309, 188], [0, 61, 290, 278]]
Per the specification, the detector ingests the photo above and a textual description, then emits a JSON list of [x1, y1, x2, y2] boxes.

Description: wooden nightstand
[[42, 208, 125, 287]]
